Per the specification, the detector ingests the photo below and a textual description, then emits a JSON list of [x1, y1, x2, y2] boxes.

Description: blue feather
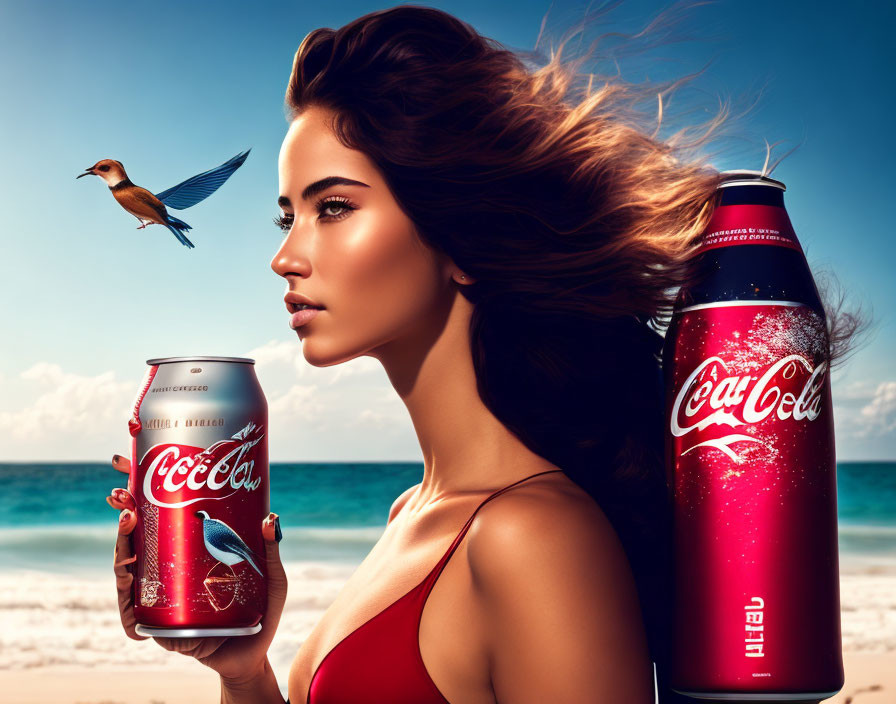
[[208, 522, 263, 576], [164, 222, 195, 248], [166, 213, 192, 230], [155, 149, 250, 210]]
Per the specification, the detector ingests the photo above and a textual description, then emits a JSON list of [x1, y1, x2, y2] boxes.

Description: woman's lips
[[290, 308, 322, 329]]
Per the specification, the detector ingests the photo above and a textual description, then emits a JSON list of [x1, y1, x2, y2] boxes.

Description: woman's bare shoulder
[[466, 475, 615, 565], [387, 482, 421, 525], [464, 475, 653, 703]]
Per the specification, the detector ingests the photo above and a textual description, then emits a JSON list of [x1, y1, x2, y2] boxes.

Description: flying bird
[[76, 149, 250, 248], [194, 510, 263, 577]]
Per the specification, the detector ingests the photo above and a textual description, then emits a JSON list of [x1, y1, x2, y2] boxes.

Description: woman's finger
[[113, 509, 137, 575], [112, 453, 131, 475], [106, 488, 136, 511], [113, 508, 148, 641], [257, 513, 287, 646]]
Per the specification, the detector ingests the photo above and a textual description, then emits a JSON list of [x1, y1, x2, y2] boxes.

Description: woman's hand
[[107, 453, 288, 685]]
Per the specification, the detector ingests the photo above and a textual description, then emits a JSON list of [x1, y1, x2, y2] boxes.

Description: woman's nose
[[270, 235, 312, 279]]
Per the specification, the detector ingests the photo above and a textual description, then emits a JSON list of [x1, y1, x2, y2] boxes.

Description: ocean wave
[[1, 521, 891, 545], [0, 523, 384, 541], [0, 520, 891, 578], [838, 522, 896, 536], [0, 523, 384, 574], [1, 565, 893, 668], [0, 563, 357, 669]]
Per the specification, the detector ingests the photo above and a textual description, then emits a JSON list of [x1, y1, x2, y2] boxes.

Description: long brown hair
[[283, 2, 869, 681]]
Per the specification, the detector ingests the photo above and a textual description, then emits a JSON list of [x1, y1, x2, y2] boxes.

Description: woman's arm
[[467, 491, 655, 704], [220, 657, 286, 704]]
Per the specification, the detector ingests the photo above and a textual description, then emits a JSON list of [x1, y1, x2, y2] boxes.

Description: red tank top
[[300, 469, 565, 704]]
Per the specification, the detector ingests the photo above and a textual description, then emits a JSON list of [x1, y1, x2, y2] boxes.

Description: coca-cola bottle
[[661, 170, 844, 702]]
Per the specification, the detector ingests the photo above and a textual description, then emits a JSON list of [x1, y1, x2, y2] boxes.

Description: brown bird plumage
[[76, 158, 195, 247], [77, 159, 168, 229], [77, 149, 250, 249]]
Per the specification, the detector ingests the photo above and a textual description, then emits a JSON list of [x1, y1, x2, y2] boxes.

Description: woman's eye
[[315, 196, 356, 221], [272, 197, 357, 234], [272, 214, 293, 233]]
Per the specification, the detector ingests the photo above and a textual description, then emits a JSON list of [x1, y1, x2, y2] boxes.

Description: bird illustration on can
[[194, 510, 263, 577]]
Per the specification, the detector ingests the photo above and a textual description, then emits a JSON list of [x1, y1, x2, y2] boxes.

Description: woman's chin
[[298, 336, 362, 368]]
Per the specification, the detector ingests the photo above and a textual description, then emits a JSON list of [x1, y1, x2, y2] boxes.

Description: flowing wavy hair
[[282, 1, 870, 683]]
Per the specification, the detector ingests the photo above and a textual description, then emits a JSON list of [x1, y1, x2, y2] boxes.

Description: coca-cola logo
[[671, 355, 827, 462], [139, 421, 265, 509]]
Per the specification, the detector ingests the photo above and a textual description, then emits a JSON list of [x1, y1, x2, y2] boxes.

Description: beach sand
[[3, 666, 221, 704], [827, 654, 893, 704], [2, 653, 893, 704]]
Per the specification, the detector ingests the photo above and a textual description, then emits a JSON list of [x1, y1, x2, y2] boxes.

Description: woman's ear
[[437, 251, 475, 285]]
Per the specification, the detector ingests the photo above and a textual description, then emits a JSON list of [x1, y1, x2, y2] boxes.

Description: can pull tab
[[129, 365, 160, 437]]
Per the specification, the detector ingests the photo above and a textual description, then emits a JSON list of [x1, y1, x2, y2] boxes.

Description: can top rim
[[717, 169, 786, 191], [145, 356, 256, 365]]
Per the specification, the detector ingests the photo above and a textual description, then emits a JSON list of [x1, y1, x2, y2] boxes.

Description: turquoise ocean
[[0, 461, 894, 573]]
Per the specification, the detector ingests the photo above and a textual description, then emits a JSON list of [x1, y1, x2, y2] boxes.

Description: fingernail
[[112, 454, 120, 464], [274, 515, 282, 543], [120, 509, 132, 522]]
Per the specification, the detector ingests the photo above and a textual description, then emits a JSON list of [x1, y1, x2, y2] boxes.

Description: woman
[[107, 5, 755, 703]]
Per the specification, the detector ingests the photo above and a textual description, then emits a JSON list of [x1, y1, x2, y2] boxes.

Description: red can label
[[666, 302, 842, 694], [133, 422, 268, 621], [696, 203, 803, 254]]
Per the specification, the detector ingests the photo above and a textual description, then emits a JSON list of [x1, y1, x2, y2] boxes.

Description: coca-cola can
[[662, 171, 844, 700], [127, 355, 269, 637]]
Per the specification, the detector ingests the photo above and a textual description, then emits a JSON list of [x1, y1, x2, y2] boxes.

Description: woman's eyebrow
[[278, 176, 371, 208]]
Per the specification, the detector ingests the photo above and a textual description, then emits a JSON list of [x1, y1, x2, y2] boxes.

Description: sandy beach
[[3, 653, 893, 704], [2, 562, 893, 703], [4, 666, 222, 704]]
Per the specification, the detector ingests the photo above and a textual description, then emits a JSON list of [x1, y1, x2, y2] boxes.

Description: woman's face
[[271, 106, 454, 367]]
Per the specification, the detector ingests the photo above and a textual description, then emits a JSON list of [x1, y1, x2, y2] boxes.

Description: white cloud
[[854, 381, 896, 438], [0, 342, 420, 461], [8, 345, 889, 461], [354, 409, 397, 430], [0, 363, 133, 443], [241, 339, 384, 385], [830, 376, 896, 457], [269, 383, 322, 421], [833, 378, 880, 401], [243, 339, 302, 370], [241, 340, 412, 458]]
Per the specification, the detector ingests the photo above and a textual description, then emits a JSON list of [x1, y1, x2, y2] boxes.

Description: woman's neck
[[369, 289, 551, 507]]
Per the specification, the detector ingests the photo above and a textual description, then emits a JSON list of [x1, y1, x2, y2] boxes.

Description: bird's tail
[[163, 220, 195, 249], [244, 552, 263, 577], [166, 214, 192, 231]]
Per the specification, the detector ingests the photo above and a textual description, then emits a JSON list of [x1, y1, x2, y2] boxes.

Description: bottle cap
[[717, 169, 786, 191]]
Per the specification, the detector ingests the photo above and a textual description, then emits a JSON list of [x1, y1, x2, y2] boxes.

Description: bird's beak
[[76, 169, 94, 179]]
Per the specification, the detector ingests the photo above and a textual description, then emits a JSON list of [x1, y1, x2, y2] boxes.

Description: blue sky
[[1, 0, 893, 461]]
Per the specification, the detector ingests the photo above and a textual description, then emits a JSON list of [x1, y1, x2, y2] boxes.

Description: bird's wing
[[211, 524, 263, 576], [155, 149, 250, 210], [211, 521, 259, 559]]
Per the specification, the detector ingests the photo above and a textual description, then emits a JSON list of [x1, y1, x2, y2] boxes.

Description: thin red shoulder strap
[[422, 469, 564, 589]]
